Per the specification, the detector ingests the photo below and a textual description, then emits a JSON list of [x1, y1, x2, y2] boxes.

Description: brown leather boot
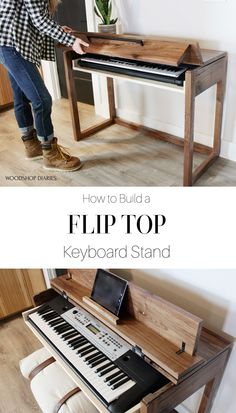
[[22, 129, 43, 160], [42, 138, 82, 172]]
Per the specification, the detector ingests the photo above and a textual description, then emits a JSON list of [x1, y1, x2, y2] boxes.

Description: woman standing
[[0, 0, 89, 171]]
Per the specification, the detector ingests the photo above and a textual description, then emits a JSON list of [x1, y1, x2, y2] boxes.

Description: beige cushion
[[20, 348, 99, 413], [19, 347, 52, 379]]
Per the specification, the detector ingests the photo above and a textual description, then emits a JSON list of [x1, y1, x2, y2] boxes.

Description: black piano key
[[95, 361, 113, 373], [68, 336, 84, 346], [62, 331, 78, 340], [107, 373, 126, 386], [44, 315, 60, 323], [78, 348, 95, 357], [39, 311, 53, 317], [53, 323, 68, 332], [104, 370, 122, 383], [58, 324, 73, 333], [53, 322, 67, 329], [40, 308, 54, 314], [44, 315, 59, 323], [87, 353, 105, 366], [71, 337, 87, 345], [42, 312, 58, 321], [47, 316, 60, 323], [98, 365, 116, 377], [78, 345, 95, 357], [71, 339, 88, 349], [48, 319, 64, 327], [65, 335, 81, 344], [37, 306, 51, 315], [41, 309, 56, 317], [57, 325, 72, 334], [90, 356, 107, 368], [77, 343, 93, 352], [71, 336, 88, 345], [111, 376, 130, 390], [84, 351, 101, 362], [54, 323, 69, 332]]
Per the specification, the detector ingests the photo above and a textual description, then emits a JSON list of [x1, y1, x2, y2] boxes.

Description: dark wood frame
[[63, 47, 227, 186]]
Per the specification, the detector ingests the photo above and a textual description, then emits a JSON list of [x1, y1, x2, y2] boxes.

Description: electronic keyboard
[[75, 54, 187, 86], [27, 296, 169, 413]]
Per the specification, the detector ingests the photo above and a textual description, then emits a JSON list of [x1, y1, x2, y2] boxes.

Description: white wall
[[114, 268, 236, 413], [41, 60, 61, 101], [111, 0, 236, 161]]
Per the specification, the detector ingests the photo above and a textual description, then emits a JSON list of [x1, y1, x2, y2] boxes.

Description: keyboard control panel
[[63, 306, 131, 360]]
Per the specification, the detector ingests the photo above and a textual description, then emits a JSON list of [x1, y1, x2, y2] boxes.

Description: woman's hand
[[62, 26, 73, 33], [72, 38, 89, 55]]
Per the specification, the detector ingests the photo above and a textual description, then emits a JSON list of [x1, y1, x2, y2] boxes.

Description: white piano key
[[80, 57, 186, 78]]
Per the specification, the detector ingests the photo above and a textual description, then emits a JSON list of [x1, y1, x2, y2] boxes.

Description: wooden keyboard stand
[[24, 270, 233, 413], [63, 33, 227, 186]]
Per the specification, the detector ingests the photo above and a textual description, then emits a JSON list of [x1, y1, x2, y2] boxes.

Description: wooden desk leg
[[198, 378, 220, 413], [64, 52, 116, 141], [64, 50, 82, 141], [194, 345, 231, 413], [184, 70, 195, 186], [213, 77, 226, 157], [107, 77, 116, 121], [198, 362, 227, 413], [140, 347, 231, 413]]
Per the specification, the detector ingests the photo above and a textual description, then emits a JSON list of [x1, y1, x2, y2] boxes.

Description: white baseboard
[[116, 108, 236, 162]]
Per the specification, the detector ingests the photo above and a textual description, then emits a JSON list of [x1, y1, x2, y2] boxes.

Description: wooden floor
[[0, 315, 42, 413], [0, 99, 236, 186]]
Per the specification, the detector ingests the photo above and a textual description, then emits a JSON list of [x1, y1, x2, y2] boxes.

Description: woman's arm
[[23, 0, 88, 53]]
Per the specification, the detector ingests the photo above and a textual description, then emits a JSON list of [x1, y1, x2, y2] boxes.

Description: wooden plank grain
[[127, 282, 203, 356], [51, 273, 203, 381], [72, 32, 205, 67]]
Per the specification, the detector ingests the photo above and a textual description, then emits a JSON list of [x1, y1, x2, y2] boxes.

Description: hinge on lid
[[132, 345, 144, 358], [62, 291, 68, 300], [176, 341, 186, 355]]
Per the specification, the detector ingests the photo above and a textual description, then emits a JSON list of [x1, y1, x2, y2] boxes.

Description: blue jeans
[[0, 46, 54, 142]]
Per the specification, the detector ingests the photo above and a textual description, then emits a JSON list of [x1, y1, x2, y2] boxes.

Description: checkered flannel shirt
[[0, 0, 76, 65]]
